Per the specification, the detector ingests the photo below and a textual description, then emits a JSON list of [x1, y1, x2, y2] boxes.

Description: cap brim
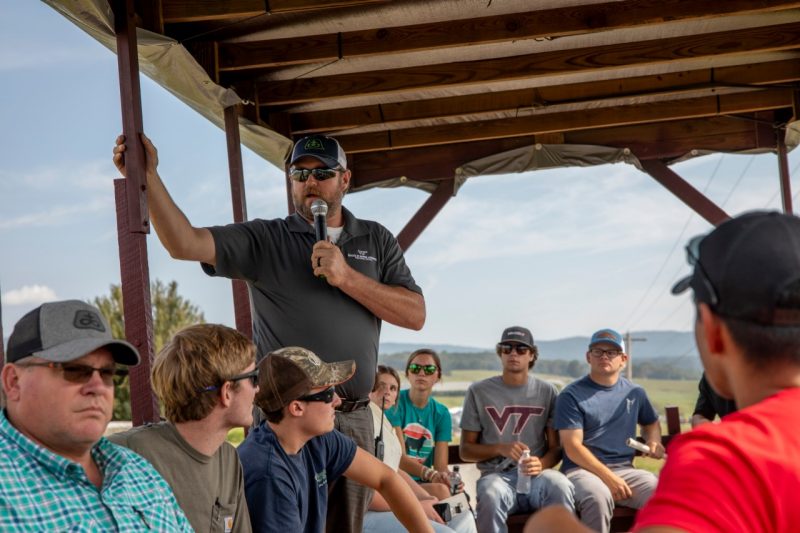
[[290, 154, 341, 169], [499, 338, 534, 348], [671, 275, 693, 295], [36, 338, 140, 366], [306, 359, 356, 388]]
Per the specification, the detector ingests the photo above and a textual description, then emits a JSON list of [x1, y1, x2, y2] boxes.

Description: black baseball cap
[[499, 326, 534, 348], [289, 135, 347, 169], [672, 211, 800, 325], [6, 300, 140, 365]]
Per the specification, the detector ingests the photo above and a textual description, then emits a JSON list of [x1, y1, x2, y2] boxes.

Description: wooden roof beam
[[219, 0, 800, 70], [335, 89, 793, 153], [161, 0, 388, 23], [288, 59, 800, 134], [255, 22, 800, 105]]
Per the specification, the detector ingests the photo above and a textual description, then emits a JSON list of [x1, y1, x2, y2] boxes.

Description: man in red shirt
[[525, 210, 800, 533]]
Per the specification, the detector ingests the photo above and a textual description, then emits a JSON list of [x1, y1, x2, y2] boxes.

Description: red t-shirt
[[634, 387, 800, 533]]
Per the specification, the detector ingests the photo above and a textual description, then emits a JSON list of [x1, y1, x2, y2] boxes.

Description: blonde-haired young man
[[111, 323, 257, 533]]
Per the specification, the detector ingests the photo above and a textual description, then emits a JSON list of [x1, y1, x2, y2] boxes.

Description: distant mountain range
[[380, 330, 699, 362]]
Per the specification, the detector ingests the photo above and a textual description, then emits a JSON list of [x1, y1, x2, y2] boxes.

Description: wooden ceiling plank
[[216, 0, 800, 69], [219, 36, 340, 70], [336, 89, 792, 153], [257, 22, 800, 105], [289, 59, 800, 134], [267, 0, 389, 14], [162, 0, 265, 23]]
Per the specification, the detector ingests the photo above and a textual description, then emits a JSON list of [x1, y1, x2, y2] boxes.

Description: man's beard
[[292, 189, 343, 221]]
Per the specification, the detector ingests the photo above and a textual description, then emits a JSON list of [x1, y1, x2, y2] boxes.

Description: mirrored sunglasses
[[288, 167, 340, 182], [408, 363, 438, 375], [16, 361, 126, 386], [497, 344, 531, 355], [297, 386, 336, 403]]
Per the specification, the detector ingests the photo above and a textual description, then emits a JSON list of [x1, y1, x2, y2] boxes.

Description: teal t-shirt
[[387, 390, 452, 476]]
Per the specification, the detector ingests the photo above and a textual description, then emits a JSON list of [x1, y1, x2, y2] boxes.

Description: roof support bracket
[[397, 179, 456, 251], [639, 159, 730, 226]]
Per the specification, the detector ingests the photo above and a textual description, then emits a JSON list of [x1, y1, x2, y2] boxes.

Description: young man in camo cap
[[237, 346, 432, 533]]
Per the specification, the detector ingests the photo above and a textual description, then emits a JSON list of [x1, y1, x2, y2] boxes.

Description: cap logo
[[304, 138, 325, 151], [596, 332, 615, 340], [508, 331, 523, 337], [73, 310, 105, 332]]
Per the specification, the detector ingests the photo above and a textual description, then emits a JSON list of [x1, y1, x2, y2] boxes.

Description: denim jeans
[[476, 469, 575, 533]]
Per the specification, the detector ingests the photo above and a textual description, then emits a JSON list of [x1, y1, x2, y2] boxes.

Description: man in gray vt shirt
[[460, 326, 575, 533]]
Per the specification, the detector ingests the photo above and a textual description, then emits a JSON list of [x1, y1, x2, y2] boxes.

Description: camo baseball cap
[[289, 135, 347, 169], [255, 346, 355, 412], [6, 300, 140, 365]]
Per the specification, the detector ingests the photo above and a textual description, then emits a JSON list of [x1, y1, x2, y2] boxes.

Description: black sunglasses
[[288, 167, 340, 182], [685, 234, 719, 307], [16, 361, 126, 387], [408, 363, 438, 375], [297, 386, 336, 403], [497, 344, 531, 355], [201, 368, 259, 392]]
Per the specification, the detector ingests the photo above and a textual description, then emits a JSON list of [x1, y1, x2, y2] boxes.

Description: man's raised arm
[[113, 133, 216, 265]]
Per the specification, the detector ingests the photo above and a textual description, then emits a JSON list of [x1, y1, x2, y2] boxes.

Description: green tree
[[92, 280, 205, 420]]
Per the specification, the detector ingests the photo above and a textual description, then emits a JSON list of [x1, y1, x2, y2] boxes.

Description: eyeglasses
[[297, 386, 336, 403], [408, 363, 438, 375], [685, 234, 719, 307], [497, 344, 531, 355], [201, 368, 259, 392], [16, 361, 126, 386], [589, 348, 623, 358], [288, 167, 340, 182]]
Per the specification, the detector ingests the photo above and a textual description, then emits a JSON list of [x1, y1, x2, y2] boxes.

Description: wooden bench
[[447, 405, 682, 533]]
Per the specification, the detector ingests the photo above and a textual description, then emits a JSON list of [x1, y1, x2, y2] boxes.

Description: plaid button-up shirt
[[0, 410, 191, 531]]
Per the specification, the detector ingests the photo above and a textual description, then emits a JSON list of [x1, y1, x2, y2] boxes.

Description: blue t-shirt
[[237, 423, 357, 533], [554, 375, 658, 472], [387, 390, 452, 476]]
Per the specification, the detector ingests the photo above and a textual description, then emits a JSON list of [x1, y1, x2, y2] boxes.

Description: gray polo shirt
[[202, 207, 421, 400]]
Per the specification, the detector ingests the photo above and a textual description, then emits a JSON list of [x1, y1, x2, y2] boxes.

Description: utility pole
[[625, 331, 647, 381]]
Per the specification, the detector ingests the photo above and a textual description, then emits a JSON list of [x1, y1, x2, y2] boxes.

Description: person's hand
[[519, 454, 543, 477], [419, 498, 445, 524], [602, 473, 632, 501], [112, 133, 159, 178], [498, 442, 530, 462], [311, 241, 350, 286], [646, 440, 666, 459]]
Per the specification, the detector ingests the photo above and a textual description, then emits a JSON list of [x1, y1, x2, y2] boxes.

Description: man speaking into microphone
[[112, 133, 426, 533]]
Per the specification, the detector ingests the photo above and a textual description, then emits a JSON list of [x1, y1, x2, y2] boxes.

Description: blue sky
[[2, 0, 799, 353]]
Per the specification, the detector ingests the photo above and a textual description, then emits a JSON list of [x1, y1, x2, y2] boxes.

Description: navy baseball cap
[[6, 300, 140, 365], [672, 211, 800, 325], [289, 135, 347, 169], [589, 329, 625, 352]]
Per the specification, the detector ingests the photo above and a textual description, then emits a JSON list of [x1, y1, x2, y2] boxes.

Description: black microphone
[[311, 199, 328, 242]]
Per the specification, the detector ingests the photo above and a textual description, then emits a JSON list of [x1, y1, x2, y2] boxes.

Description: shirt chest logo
[[314, 470, 328, 488], [485, 405, 545, 434], [347, 249, 377, 262]]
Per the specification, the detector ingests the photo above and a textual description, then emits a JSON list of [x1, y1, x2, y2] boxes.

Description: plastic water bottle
[[516, 450, 531, 494], [450, 465, 462, 495]]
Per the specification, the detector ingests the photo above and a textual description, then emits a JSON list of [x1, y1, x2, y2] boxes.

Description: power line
[[621, 155, 724, 331], [719, 155, 755, 209]]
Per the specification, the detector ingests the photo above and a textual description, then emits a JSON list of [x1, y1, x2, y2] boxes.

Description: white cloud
[[3, 285, 58, 306], [0, 196, 110, 231]]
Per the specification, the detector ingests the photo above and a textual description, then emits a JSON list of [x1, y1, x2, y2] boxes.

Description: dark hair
[[373, 364, 401, 392], [722, 317, 800, 367], [496, 343, 539, 369], [264, 408, 285, 424], [406, 348, 442, 378]]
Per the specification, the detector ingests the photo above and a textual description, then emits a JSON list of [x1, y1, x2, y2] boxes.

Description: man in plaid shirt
[[0, 300, 191, 531]]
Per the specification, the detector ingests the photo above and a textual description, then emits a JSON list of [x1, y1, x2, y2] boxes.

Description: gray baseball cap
[[6, 300, 140, 365]]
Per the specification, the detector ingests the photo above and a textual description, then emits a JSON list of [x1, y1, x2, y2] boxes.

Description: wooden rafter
[[161, 0, 389, 23], [252, 22, 800, 105]]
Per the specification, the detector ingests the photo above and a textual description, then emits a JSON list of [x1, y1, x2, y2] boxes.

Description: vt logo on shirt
[[485, 405, 545, 434]]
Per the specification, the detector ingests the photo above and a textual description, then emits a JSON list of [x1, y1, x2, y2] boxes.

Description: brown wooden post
[[112, 0, 159, 425], [397, 179, 456, 251], [224, 104, 254, 339], [665, 405, 682, 435], [639, 159, 730, 226], [777, 127, 793, 215]]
